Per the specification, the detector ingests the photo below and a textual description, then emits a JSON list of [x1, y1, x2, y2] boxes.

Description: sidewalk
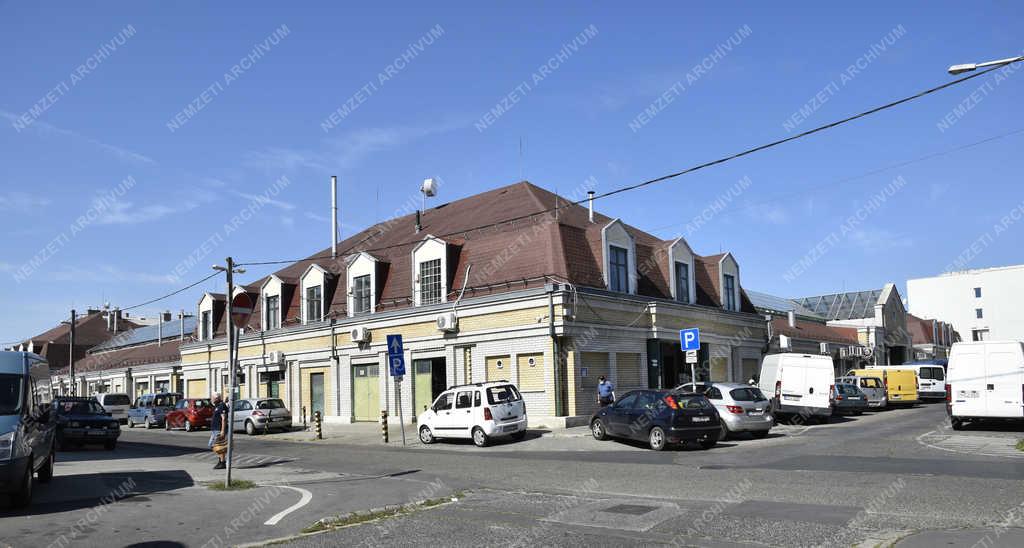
[[266, 422, 592, 446]]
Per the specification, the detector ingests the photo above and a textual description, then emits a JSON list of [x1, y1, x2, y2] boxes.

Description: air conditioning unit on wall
[[350, 326, 371, 343], [267, 350, 284, 364], [436, 312, 458, 332]]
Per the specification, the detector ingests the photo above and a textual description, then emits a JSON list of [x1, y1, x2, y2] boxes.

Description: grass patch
[[1016, 439, 1024, 452], [302, 492, 462, 534], [205, 479, 258, 491]]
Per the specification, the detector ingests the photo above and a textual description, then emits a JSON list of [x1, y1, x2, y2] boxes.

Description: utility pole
[[69, 309, 76, 396], [213, 257, 245, 486]]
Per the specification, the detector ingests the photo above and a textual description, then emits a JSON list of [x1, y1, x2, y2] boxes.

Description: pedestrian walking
[[596, 375, 616, 407], [209, 392, 228, 469]]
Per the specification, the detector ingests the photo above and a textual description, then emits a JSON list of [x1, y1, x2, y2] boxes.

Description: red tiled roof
[[772, 316, 859, 345], [206, 181, 757, 336], [54, 339, 183, 376], [906, 313, 935, 344]]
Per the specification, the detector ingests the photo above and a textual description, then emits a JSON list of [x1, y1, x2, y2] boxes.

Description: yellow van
[[848, 368, 919, 405]]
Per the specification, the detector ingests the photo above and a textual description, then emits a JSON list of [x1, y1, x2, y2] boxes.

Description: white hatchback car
[[417, 382, 527, 447]]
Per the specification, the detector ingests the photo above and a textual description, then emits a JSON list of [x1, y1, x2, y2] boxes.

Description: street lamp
[[948, 55, 1023, 75], [212, 258, 245, 486]]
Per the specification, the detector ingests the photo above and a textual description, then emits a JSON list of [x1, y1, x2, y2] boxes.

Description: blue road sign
[[386, 334, 406, 377], [679, 328, 700, 351]]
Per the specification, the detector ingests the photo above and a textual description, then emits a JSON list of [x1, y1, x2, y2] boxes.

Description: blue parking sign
[[679, 328, 700, 351], [386, 334, 406, 377]]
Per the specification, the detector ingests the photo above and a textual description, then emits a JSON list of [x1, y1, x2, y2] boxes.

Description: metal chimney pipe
[[331, 176, 338, 259], [157, 317, 163, 346], [179, 309, 185, 341], [587, 191, 595, 222], [787, 310, 796, 328], [113, 308, 119, 333], [415, 210, 421, 233]]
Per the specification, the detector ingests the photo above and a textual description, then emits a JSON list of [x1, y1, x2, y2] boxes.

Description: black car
[[590, 390, 721, 451], [52, 397, 121, 450]]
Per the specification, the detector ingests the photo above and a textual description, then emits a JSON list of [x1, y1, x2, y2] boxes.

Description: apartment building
[[908, 264, 1024, 343], [179, 181, 768, 426]]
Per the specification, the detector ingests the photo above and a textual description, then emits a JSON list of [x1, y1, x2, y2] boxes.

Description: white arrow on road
[[264, 485, 313, 526]]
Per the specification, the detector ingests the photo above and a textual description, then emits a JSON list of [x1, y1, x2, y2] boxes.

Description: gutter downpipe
[[548, 284, 563, 417]]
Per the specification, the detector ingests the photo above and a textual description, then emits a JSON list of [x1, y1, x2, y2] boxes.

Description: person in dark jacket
[[209, 393, 228, 469]]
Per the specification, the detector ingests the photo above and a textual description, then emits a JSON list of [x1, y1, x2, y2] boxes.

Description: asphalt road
[[1, 403, 1022, 547]]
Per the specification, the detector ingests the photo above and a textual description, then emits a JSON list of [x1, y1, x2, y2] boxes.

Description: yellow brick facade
[[299, 366, 334, 419], [516, 353, 545, 391], [616, 352, 643, 390]]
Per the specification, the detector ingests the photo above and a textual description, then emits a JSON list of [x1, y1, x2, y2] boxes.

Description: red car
[[164, 398, 214, 432]]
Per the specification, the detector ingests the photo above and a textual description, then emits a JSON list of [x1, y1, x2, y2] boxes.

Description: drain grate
[[602, 504, 658, 515]]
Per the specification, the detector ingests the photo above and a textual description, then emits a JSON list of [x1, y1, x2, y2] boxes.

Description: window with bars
[[306, 285, 322, 323], [675, 261, 689, 303], [419, 259, 442, 305], [609, 245, 629, 292], [353, 275, 371, 315], [723, 274, 737, 311], [265, 295, 280, 329]]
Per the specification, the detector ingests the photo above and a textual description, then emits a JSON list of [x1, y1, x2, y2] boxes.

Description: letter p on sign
[[680, 328, 700, 351]]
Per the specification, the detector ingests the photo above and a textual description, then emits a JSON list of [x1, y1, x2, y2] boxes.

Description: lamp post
[[212, 257, 245, 485], [948, 55, 1023, 75]]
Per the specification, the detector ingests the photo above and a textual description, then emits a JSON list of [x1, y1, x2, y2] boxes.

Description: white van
[[947, 341, 1024, 430], [895, 362, 947, 400], [95, 393, 132, 424], [758, 353, 835, 422]]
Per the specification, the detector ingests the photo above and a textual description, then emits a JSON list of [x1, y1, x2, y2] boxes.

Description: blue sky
[[2, 2, 1022, 344]]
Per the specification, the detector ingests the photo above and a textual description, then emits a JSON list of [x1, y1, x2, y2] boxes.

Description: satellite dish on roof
[[421, 178, 438, 197]]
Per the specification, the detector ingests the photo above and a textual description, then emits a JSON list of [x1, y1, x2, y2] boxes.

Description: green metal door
[[414, 359, 433, 415], [353, 365, 380, 421], [310, 373, 325, 418]]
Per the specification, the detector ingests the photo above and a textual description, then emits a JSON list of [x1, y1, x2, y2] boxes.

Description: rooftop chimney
[[179, 309, 185, 341], [587, 191, 595, 223], [331, 175, 338, 259], [157, 317, 163, 346], [787, 310, 796, 328], [415, 210, 422, 233]]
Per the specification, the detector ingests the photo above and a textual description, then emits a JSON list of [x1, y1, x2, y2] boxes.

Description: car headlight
[[0, 431, 15, 461], [70, 421, 81, 428]]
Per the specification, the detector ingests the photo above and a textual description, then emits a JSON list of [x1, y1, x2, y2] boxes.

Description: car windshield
[[104, 394, 131, 406], [0, 374, 23, 415], [729, 387, 767, 402], [57, 401, 107, 415], [194, 399, 212, 408], [154, 394, 181, 407], [257, 399, 286, 409], [486, 385, 522, 405], [673, 394, 712, 409]]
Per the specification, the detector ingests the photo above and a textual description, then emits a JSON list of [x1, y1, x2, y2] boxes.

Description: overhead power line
[[121, 271, 220, 312], [237, 64, 1007, 268]]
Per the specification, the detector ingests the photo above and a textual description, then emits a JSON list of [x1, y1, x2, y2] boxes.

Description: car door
[[603, 392, 638, 436], [451, 390, 475, 436], [231, 400, 249, 431], [430, 392, 456, 433], [704, 386, 725, 415]]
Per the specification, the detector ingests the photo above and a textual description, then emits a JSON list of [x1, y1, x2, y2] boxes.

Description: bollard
[[302, 406, 307, 430], [381, 409, 389, 443], [314, 411, 323, 440]]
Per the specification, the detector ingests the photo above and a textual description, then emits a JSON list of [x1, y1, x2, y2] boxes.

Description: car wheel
[[648, 426, 666, 451], [699, 436, 718, 450], [719, 423, 731, 441], [145, 417, 154, 429], [184, 420, 193, 432], [127, 417, 134, 428], [104, 441, 117, 450], [751, 430, 769, 439], [37, 451, 54, 483], [164, 419, 171, 431], [853, 410, 863, 416], [951, 418, 964, 430], [418, 425, 435, 444], [245, 420, 257, 436], [472, 427, 489, 448], [11, 460, 33, 508], [591, 419, 608, 441]]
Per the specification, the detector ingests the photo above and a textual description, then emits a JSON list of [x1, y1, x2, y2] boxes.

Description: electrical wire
[[237, 64, 1008, 269], [120, 271, 221, 311]]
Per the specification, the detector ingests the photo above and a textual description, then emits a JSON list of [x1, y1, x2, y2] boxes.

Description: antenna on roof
[[419, 178, 438, 234], [331, 176, 339, 259], [519, 137, 523, 181]]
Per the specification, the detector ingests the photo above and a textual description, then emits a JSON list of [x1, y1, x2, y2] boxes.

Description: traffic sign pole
[[680, 328, 701, 386], [386, 335, 408, 446]]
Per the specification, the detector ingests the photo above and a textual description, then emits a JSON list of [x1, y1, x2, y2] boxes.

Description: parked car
[[417, 382, 527, 447], [127, 392, 183, 429], [590, 389, 720, 451], [856, 367, 919, 405], [675, 382, 772, 440], [164, 398, 213, 431], [231, 398, 293, 435], [95, 393, 132, 424], [831, 383, 868, 415], [947, 341, 1024, 430], [836, 375, 887, 408], [52, 397, 120, 450], [899, 361, 948, 400], [759, 353, 835, 423], [0, 351, 55, 507]]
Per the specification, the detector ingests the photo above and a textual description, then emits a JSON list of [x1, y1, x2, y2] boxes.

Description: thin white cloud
[[0, 110, 157, 166], [848, 229, 914, 251], [231, 190, 295, 211], [0, 192, 51, 211], [0, 262, 13, 273], [48, 265, 178, 285], [305, 211, 330, 223], [744, 202, 789, 225], [93, 198, 201, 225]]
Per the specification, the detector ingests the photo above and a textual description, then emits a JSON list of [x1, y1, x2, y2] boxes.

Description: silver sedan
[[230, 398, 293, 435], [675, 382, 774, 440]]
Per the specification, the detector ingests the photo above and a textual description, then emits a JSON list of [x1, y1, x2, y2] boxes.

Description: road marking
[[916, 430, 1024, 458], [264, 485, 313, 525]]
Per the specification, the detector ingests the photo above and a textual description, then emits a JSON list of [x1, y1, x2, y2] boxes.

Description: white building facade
[[907, 265, 1024, 343]]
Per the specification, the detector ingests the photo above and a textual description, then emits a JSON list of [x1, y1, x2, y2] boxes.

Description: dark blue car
[[52, 397, 121, 451], [590, 390, 721, 451]]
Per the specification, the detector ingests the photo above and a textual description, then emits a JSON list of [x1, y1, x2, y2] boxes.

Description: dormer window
[[675, 261, 690, 304], [201, 310, 212, 340], [352, 275, 371, 315], [723, 274, 737, 311], [306, 285, 322, 322], [419, 259, 442, 305], [265, 295, 281, 329], [609, 246, 629, 292]]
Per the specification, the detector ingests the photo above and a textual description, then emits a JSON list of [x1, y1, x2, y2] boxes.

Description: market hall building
[[179, 181, 767, 427]]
